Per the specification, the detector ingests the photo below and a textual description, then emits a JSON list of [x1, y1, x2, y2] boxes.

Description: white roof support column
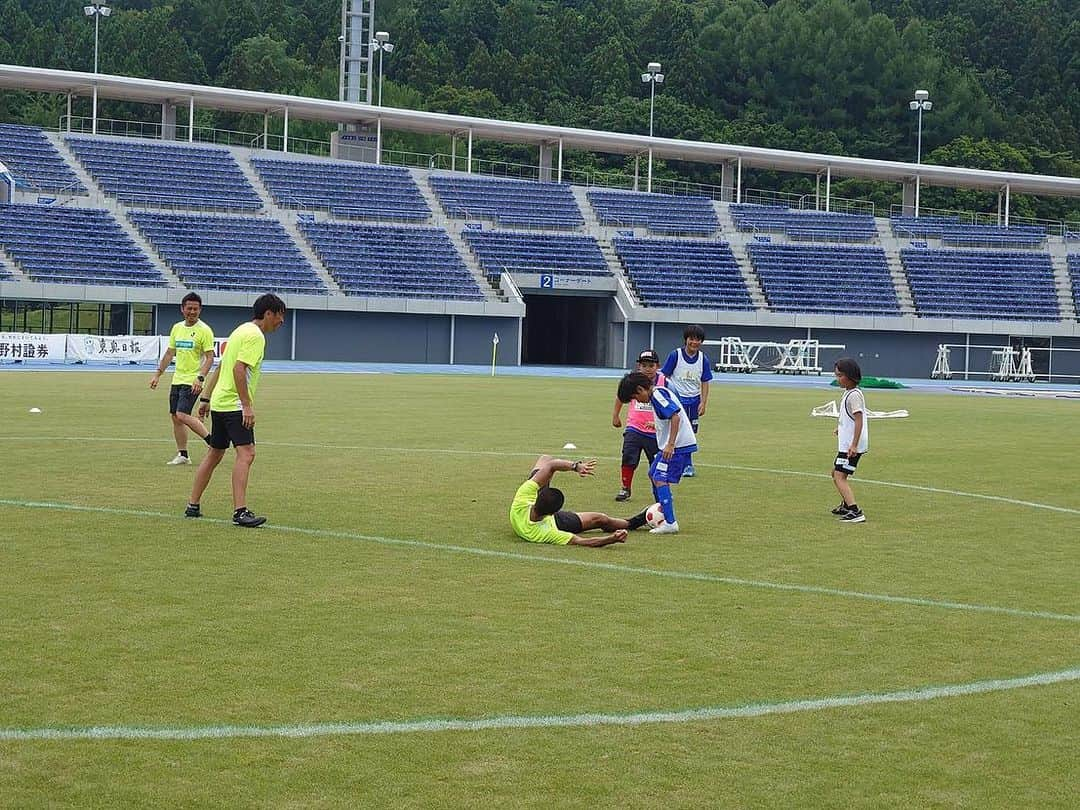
[[91, 84, 98, 135], [467, 129, 473, 173], [263, 113, 269, 149], [646, 147, 654, 193], [914, 172, 921, 218], [1004, 183, 1011, 227], [825, 165, 832, 212], [815, 171, 821, 210], [451, 133, 456, 171], [189, 97, 195, 142], [283, 106, 289, 153], [557, 138, 563, 184], [736, 157, 742, 203], [375, 117, 382, 165]]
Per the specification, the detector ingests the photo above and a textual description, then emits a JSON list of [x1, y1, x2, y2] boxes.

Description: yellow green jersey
[[210, 321, 266, 412], [509, 479, 573, 545], [168, 319, 214, 386]]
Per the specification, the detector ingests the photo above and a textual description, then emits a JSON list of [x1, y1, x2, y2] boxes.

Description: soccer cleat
[[839, 508, 866, 523], [184, 504, 202, 518], [232, 508, 267, 528], [683, 464, 696, 478], [166, 454, 192, 466], [831, 502, 851, 515], [649, 521, 680, 535], [615, 487, 631, 502]]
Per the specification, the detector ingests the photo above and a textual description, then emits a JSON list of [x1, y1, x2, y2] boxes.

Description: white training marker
[[28, 408, 42, 414], [563, 443, 577, 450]]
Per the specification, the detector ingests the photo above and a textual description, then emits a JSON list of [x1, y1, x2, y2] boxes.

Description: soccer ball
[[645, 503, 667, 528]]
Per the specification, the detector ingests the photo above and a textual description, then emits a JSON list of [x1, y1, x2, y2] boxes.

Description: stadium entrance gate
[[521, 294, 607, 366]]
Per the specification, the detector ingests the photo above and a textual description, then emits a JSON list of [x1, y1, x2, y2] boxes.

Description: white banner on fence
[[0, 332, 68, 363], [65, 334, 162, 364]]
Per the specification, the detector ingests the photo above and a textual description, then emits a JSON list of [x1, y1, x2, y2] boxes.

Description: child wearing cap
[[610, 349, 666, 501]]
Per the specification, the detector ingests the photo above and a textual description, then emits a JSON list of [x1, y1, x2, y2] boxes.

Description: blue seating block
[[464, 230, 608, 279], [0, 124, 86, 194], [587, 189, 718, 235], [613, 236, 753, 311], [747, 243, 899, 316], [0, 203, 165, 287], [430, 175, 583, 228], [129, 211, 325, 295], [66, 136, 262, 211], [300, 221, 484, 301]]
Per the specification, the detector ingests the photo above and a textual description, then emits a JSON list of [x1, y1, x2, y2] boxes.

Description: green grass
[[0, 370, 1077, 808]]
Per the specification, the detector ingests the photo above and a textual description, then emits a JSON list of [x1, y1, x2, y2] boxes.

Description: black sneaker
[[184, 504, 202, 518], [233, 508, 267, 528], [830, 502, 851, 515], [839, 508, 866, 523], [615, 487, 631, 502]]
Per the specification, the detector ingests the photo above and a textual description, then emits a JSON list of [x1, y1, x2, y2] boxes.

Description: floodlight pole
[[84, 2, 111, 136], [642, 61, 663, 193], [373, 31, 392, 107], [909, 90, 932, 218]]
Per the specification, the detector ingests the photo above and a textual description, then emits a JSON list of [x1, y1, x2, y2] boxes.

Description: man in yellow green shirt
[[509, 455, 648, 547], [149, 292, 215, 466], [185, 293, 286, 528]]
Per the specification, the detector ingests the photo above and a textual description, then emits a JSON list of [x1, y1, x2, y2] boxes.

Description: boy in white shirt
[[831, 357, 868, 523], [617, 371, 699, 534]]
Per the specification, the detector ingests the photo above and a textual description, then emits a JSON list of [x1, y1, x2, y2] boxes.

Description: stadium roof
[[2, 64, 1080, 198]]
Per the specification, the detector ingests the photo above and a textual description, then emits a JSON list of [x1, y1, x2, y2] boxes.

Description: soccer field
[[1, 370, 1077, 807]]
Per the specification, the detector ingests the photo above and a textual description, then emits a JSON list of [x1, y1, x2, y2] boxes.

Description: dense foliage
[[0, 0, 1077, 220]]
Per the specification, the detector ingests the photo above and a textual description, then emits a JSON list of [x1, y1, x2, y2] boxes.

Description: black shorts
[[621, 430, 659, 467], [834, 452, 863, 475], [208, 410, 255, 450], [554, 510, 583, 534], [169, 384, 198, 415]]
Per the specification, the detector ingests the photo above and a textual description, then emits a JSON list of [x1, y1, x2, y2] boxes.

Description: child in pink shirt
[[611, 349, 666, 502]]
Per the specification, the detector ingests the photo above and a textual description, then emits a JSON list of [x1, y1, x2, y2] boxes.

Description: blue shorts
[[649, 449, 694, 484], [680, 396, 701, 431]]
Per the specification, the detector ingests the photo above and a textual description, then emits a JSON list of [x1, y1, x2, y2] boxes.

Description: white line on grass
[[3, 435, 1079, 517], [1, 666, 1077, 741], [1, 497, 1078, 624]]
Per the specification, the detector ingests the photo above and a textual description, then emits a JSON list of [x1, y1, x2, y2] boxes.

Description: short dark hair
[[253, 293, 286, 319], [180, 292, 202, 307], [617, 371, 652, 403], [834, 357, 862, 384], [534, 486, 564, 517], [683, 325, 706, 342]]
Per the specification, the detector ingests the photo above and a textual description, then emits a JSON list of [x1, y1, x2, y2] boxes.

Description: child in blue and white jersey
[[660, 324, 713, 477], [617, 371, 698, 535]]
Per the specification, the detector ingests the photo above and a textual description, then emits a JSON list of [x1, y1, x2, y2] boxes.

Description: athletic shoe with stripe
[[839, 508, 866, 523]]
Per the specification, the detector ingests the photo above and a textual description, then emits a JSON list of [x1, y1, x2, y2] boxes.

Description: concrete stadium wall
[[154, 305, 521, 366]]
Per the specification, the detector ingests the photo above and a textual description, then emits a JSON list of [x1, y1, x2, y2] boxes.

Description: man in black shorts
[[508, 455, 649, 547]]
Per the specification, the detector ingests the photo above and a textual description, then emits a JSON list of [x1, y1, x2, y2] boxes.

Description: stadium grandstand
[[0, 63, 1079, 373]]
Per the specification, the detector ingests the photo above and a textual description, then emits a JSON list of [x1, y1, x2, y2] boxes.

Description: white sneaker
[[166, 454, 191, 466], [649, 521, 680, 534]]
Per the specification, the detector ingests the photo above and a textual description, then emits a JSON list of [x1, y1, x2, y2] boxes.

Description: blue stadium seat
[[430, 175, 583, 228], [0, 124, 86, 194], [901, 248, 1059, 320], [300, 221, 484, 300], [731, 204, 877, 242], [586, 189, 719, 235], [129, 211, 326, 295], [891, 216, 1046, 247], [251, 157, 431, 223], [463, 230, 608, 280], [613, 236, 753, 311], [66, 136, 262, 211], [747, 243, 900, 316], [0, 203, 165, 287]]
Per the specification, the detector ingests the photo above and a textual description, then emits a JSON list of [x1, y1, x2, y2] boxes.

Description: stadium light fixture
[[909, 89, 932, 217], [373, 31, 394, 107], [84, 2, 112, 137], [641, 61, 664, 138]]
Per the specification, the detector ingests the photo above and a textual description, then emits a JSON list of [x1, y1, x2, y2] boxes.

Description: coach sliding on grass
[[509, 455, 648, 547]]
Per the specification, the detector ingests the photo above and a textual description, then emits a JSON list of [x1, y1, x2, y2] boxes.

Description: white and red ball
[[645, 502, 667, 528]]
